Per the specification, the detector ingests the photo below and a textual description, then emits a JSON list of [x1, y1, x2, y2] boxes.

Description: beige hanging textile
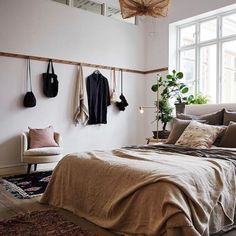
[[74, 65, 89, 126], [119, 0, 171, 19]]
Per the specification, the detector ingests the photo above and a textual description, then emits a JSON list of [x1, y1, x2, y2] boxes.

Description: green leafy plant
[[151, 70, 189, 104], [151, 70, 189, 131], [186, 93, 209, 105], [155, 99, 173, 130]]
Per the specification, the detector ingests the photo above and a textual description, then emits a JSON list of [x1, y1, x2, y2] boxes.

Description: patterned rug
[[1, 171, 52, 199], [0, 210, 98, 236]]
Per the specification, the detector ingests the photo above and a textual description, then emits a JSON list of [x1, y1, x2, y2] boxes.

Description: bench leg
[[34, 164, 37, 171], [27, 164, 32, 174]]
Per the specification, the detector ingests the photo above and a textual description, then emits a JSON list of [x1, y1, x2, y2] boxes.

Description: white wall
[[143, 0, 236, 138], [145, 0, 236, 69], [0, 0, 146, 174]]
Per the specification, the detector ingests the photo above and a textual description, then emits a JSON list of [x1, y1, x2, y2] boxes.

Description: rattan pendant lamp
[[119, 0, 171, 19]]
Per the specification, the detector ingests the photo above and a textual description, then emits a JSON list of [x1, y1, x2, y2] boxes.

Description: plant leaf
[[181, 87, 189, 93], [151, 84, 158, 92], [176, 72, 183, 79]]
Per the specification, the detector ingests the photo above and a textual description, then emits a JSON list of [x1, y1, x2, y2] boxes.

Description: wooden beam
[[144, 67, 169, 74], [0, 51, 168, 75]]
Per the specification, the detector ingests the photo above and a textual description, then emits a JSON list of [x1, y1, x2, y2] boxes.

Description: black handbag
[[116, 69, 128, 111], [23, 59, 36, 108], [42, 59, 58, 97]]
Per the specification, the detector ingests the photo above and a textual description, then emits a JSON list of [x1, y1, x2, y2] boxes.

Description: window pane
[[180, 25, 196, 47], [200, 45, 217, 103], [53, 0, 69, 5], [180, 49, 196, 95], [200, 19, 217, 42], [222, 40, 236, 103], [222, 13, 236, 37], [73, 0, 103, 15], [107, 6, 135, 24]]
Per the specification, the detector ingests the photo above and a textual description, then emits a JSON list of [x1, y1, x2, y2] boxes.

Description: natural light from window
[[176, 8, 236, 104]]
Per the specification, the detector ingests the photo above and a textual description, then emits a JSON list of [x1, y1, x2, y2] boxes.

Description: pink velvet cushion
[[29, 126, 58, 149]]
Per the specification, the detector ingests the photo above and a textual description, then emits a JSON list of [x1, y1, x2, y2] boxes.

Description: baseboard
[[0, 163, 57, 176]]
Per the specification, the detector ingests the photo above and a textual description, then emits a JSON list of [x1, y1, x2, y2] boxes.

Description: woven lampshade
[[119, 0, 171, 19]]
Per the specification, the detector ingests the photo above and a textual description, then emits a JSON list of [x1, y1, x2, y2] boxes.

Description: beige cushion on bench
[[23, 155, 62, 164], [24, 147, 62, 156]]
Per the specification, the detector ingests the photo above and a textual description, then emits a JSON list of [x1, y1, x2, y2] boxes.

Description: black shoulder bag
[[23, 58, 36, 108], [42, 59, 59, 97], [116, 69, 128, 111]]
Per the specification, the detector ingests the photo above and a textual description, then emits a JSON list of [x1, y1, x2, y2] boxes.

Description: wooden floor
[[0, 181, 117, 236]]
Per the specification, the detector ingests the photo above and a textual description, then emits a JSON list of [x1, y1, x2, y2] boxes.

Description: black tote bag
[[42, 59, 59, 97], [23, 58, 36, 108]]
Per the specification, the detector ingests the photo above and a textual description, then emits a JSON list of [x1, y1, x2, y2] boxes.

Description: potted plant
[[151, 70, 189, 138], [153, 98, 173, 139], [186, 93, 209, 105]]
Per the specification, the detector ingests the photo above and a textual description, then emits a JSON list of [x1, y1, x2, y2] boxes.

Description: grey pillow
[[177, 109, 224, 125], [166, 118, 191, 144], [223, 110, 236, 126], [219, 122, 236, 148]]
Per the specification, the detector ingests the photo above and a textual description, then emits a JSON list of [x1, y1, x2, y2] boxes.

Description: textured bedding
[[40, 145, 236, 236]]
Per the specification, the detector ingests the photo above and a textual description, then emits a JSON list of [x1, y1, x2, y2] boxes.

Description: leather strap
[[26, 58, 32, 91], [47, 59, 55, 74]]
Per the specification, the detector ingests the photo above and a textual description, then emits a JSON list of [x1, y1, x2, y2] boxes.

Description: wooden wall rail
[[0, 51, 168, 75]]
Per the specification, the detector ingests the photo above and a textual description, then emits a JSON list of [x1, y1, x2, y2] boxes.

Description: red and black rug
[[1, 171, 52, 199], [0, 210, 98, 236]]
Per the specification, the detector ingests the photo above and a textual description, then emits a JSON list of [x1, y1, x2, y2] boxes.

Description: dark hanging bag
[[42, 59, 58, 97], [23, 58, 36, 108], [116, 69, 129, 111]]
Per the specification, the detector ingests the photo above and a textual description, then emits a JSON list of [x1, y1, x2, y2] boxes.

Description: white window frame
[[176, 9, 236, 103], [52, 0, 136, 25]]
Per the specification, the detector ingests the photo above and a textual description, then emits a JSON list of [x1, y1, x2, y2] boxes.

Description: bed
[[40, 104, 236, 236]]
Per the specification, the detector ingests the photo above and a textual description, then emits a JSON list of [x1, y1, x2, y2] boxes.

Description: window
[[107, 5, 136, 24], [177, 9, 236, 103], [52, 0, 136, 25], [73, 0, 104, 15], [53, 0, 70, 5]]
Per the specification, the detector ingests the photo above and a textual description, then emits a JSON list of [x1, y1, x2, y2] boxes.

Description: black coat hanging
[[23, 58, 36, 108], [116, 69, 128, 111]]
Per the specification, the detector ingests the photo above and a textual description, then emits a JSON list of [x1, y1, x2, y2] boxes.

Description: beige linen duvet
[[40, 147, 236, 236]]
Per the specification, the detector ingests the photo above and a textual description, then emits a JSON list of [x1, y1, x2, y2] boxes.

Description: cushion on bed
[[219, 122, 236, 148], [166, 118, 205, 144], [29, 126, 58, 149], [213, 126, 227, 146], [177, 109, 224, 125], [166, 119, 190, 144], [176, 121, 226, 148], [223, 110, 236, 126]]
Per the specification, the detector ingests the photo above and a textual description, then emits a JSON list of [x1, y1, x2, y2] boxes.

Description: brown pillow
[[166, 118, 207, 144], [219, 122, 236, 148], [176, 121, 225, 148], [223, 110, 236, 126], [177, 109, 224, 125], [213, 127, 227, 146], [29, 126, 58, 149], [166, 119, 191, 144]]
